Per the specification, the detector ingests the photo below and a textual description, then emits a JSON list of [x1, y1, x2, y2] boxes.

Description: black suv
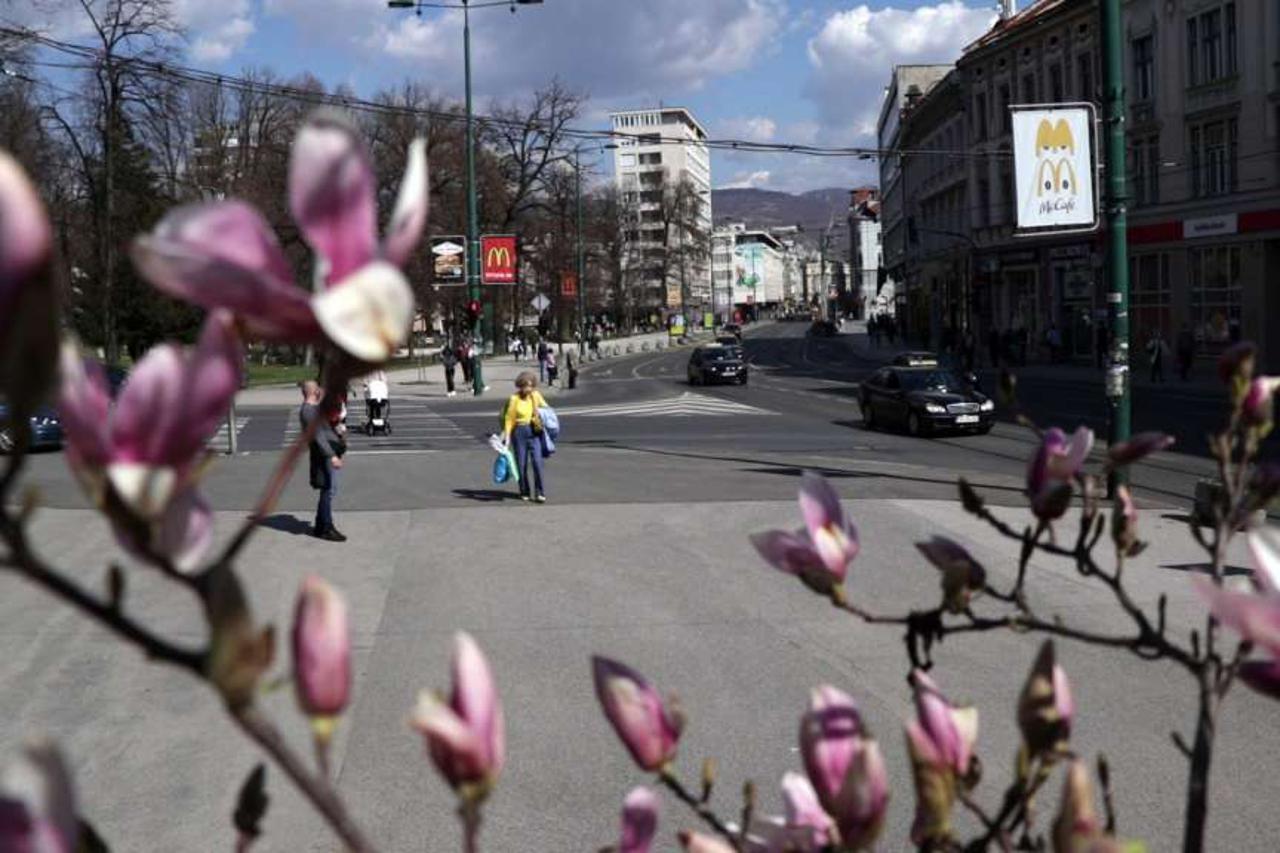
[[688, 345, 748, 386]]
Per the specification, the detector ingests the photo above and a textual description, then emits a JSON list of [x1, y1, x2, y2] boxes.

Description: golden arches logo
[[1035, 118, 1075, 156], [1035, 158, 1078, 197], [486, 246, 512, 268]]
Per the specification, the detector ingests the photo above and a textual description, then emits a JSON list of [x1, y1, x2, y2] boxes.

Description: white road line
[[555, 392, 775, 418]]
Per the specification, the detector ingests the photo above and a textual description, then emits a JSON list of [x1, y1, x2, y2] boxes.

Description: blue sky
[[12, 0, 999, 192]]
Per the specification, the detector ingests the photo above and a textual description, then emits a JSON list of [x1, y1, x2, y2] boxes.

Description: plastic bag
[[492, 452, 511, 484], [540, 430, 556, 458], [537, 406, 560, 439]]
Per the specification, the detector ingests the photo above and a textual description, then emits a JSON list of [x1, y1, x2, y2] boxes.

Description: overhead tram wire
[[2, 25, 1010, 164]]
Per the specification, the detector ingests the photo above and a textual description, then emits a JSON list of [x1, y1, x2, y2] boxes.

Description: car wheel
[[738, 374, 748, 386], [907, 412, 925, 437], [0, 427, 13, 454]]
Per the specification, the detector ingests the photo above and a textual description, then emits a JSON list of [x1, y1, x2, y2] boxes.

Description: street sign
[[561, 272, 577, 297], [530, 294, 551, 312], [481, 235, 517, 284], [430, 236, 465, 284], [1011, 104, 1098, 233]]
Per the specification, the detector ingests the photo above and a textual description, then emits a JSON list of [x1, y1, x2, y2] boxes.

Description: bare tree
[[484, 79, 583, 231]]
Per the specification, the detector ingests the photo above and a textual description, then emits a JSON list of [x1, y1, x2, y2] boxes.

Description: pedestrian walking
[[1046, 323, 1062, 364], [299, 381, 346, 542], [545, 349, 559, 388], [458, 338, 473, 384], [1146, 329, 1168, 383], [502, 371, 549, 502], [537, 338, 549, 384], [1176, 322, 1195, 382], [441, 342, 458, 397], [566, 346, 579, 390]]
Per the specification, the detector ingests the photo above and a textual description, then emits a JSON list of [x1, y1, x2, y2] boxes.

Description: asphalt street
[[3, 322, 1278, 851]]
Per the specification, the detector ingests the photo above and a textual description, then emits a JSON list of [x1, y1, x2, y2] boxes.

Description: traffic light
[[465, 299, 482, 323]]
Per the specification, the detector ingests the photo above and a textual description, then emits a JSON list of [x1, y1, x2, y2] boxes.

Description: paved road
[[3, 322, 1278, 851]]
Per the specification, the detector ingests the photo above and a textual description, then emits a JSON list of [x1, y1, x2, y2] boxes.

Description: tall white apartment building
[[611, 107, 713, 314]]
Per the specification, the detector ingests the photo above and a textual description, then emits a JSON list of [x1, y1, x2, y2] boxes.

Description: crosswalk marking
[[208, 417, 250, 448], [555, 392, 775, 418], [282, 400, 476, 450]]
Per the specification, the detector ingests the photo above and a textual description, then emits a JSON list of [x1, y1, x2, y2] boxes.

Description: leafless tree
[[484, 79, 583, 231]]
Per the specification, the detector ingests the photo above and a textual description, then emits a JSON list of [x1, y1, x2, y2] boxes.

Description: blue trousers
[[512, 424, 545, 497], [315, 464, 339, 531]]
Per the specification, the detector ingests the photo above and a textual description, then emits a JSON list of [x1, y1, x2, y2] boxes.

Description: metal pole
[[463, 0, 485, 395], [1102, 0, 1130, 490], [576, 148, 585, 355]]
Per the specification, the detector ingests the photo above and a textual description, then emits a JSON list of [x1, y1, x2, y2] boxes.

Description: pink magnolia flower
[[909, 671, 978, 779], [1111, 485, 1140, 555], [1196, 530, 1280, 701], [917, 536, 987, 613], [751, 472, 859, 594], [0, 741, 79, 853], [796, 686, 887, 850], [592, 657, 683, 772], [679, 830, 736, 853], [1242, 376, 1280, 427], [1027, 426, 1093, 520], [0, 151, 51, 318], [1017, 641, 1074, 756], [618, 786, 659, 853], [1106, 431, 1174, 467], [410, 633, 505, 790], [904, 722, 954, 847], [132, 115, 427, 364], [781, 771, 834, 847], [58, 311, 242, 571], [1052, 760, 1114, 853], [291, 576, 351, 719]]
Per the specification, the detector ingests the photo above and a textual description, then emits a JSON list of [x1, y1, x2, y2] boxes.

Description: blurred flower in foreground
[[1051, 760, 1141, 853], [797, 684, 887, 848], [1196, 530, 1280, 700], [1106, 432, 1174, 467], [751, 471, 860, 596], [1027, 426, 1093, 521], [0, 151, 51, 325], [58, 311, 242, 572], [292, 576, 352, 725], [0, 741, 79, 853], [133, 114, 427, 364], [905, 671, 978, 847], [1018, 640, 1074, 758], [916, 536, 987, 613], [410, 633, 505, 796], [592, 657, 683, 772], [618, 786, 659, 853], [678, 830, 735, 852]]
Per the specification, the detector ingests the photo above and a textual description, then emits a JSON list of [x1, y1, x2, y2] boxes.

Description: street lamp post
[[388, 0, 545, 395]]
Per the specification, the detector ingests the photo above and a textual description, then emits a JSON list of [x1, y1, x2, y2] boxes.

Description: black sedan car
[[688, 345, 748, 386], [859, 366, 994, 436], [0, 400, 64, 453]]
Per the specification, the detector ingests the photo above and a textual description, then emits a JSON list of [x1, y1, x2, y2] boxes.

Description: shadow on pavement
[[1159, 561, 1253, 578], [258, 514, 312, 536], [453, 488, 524, 503]]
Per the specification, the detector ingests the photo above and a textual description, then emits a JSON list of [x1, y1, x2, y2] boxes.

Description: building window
[[1129, 135, 1161, 205], [999, 84, 1011, 132], [1132, 35, 1154, 101], [1188, 245, 1242, 350], [1021, 73, 1036, 102], [1077, 52, 1093, 102], [1188, 4, 1237, 86], [1049, 64, 1063, 102], [1129, 254, 1171, 340], [974, 92, 988, 140], [1190, 117, 1238, 196]]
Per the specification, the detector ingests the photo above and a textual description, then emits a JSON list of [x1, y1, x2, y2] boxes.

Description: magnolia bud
[[1018, 641, 1074, 758]]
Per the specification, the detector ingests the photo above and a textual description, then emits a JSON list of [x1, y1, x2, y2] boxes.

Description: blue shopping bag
[[537, 406, 560, 439], [492, 452, 511, 484]]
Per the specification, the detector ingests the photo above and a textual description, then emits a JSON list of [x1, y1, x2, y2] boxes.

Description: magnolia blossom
[[0, 151, 51, 316], [1017, 641, 1075, 757], [1027, 426, 1094, 521], [1051, 760, 1127, 853], [751, 472, 860, 594], [1196, 530, 1280, 700], [133, 115, 427, 364], [1111, 485, 1140, 556], [0, 741, 78, 853], [592, 657, 683, 772], [1106, 431, 1174, 467], [916, 536, 987, 613], [780, 771, 834, 848], [679, 830, 736, 853], [909, 671, 978, 780], [904, 721, 955, 847], [410, 633, 505, 790], [58, 312, 242, 571], [618, 786, 659, 853], [797, 685, 888, 850], [291, 576, 351, 719], [1242, 376, 1280, 427]]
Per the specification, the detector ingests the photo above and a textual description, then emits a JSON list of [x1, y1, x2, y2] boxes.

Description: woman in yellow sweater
[[503, 371, 549, 502]]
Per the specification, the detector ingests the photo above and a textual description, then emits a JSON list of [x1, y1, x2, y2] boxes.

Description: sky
[[9, 0, 1000, 193]]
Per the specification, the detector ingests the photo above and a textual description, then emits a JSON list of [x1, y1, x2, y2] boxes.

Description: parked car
[[859, 365, 994, 436], [688, 345, 748, 386], [0, 400, 64, 453]]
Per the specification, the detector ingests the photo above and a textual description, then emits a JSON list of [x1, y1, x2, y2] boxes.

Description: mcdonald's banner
[[1011, 106, 1096, 231], [481, 235, 518, 284], [560, 272, 577, 297]]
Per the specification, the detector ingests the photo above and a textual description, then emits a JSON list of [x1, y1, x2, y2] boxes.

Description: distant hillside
[[710, 187, 853, 246]]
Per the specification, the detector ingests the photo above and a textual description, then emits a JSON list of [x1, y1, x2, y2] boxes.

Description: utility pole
[[575, 148, 585, 355], [1101, 0, 1131, 489], [461, 0, 485, 394]]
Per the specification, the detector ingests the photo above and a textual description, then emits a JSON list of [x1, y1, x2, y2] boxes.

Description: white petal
[[106, 463, 177, 520], [312, 261, 413, 363]]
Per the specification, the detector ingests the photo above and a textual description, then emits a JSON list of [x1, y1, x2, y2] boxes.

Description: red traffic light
[[466, 299, 482, 317]]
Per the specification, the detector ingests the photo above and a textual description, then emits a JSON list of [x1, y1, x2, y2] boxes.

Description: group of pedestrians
[[866, 314, 898, 347], [441, 337, 482, 397]]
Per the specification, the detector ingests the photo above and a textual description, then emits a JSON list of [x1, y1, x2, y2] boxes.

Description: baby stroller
[[363, 376, 391, 435]]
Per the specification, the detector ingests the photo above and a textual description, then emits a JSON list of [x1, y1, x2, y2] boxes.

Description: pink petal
[[911, 671, 968, 775], [292, 576, 351, 717], [916, 537, 972, 571], [903, 719, 942, 767], [452, 633, 503, 776], [1250, 530, 1280, 595], [0, 741, 78, 853], [131, 202, 320, 342], [381, 138, 428, 269], [57, 345, 112, 472], [798, 471, 845, 541], [799, 685, 863, 808], [832, 739, 889, 850], [1027, 428, 1066, 496], [679, 831, 736, 853], [619, 786, 660, 853], [410, 692, 490, 786], [781, 771, 834, 846], [592, 657, 678, 771], [155, 487, 214, 575], [109, 345, 186, 465], [1107, 432, 1175, 466], [1063, 426, 1095, 476], [1238, 659, 1280, 701], [749, 529, 821, 577], [1195, 577, 1280, 656], [0, 152, 51, 306], [290, 116, 377, 285]]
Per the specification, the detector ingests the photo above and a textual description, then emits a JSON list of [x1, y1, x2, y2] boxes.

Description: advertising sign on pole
[[1011, 104, 1099, 234], [480, 235, 518, 284], [430, 236, 466, 285], [560, 272, 577, 297]]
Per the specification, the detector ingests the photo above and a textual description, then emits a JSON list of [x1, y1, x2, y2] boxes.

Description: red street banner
[[560, 272, 577, 297], [481, 235, 517, 284]]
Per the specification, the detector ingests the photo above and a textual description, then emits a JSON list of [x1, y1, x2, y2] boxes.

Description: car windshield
[[705, 348, 741, 362], [899, 369, 965, 392]]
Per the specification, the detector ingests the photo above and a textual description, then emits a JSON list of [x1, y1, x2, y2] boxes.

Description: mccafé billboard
[[481, 235, 518, 284]]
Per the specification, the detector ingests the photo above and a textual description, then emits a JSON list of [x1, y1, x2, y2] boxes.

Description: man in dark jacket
[[441, 342, 458, 397], [300, 381, 345, 542]]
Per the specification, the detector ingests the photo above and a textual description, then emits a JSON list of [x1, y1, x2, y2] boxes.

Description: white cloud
[[806, 2, 994, 139], [719, 170, 773, 190], [717, 116, 778, 143]]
